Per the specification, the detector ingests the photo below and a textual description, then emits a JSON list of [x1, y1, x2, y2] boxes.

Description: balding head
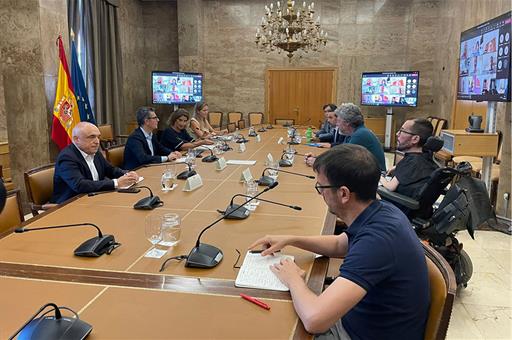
[[72, 122, 101, 155]]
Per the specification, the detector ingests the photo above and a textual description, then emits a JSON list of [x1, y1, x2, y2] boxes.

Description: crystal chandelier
[[255, 1, 327, 61]]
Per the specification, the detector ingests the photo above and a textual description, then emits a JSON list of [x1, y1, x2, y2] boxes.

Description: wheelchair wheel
[[454, 249, 473, 288]]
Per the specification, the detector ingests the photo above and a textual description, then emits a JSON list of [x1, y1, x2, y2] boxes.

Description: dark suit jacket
[[51, 144, 126, 204], [123, 127, 172, 170]]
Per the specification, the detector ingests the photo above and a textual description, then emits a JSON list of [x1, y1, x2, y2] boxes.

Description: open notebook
[[235, 252, 294, 292]]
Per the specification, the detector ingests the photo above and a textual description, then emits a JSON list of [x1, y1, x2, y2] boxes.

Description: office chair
[[24, 163, 57, 216], [0, 189, 24, 236]]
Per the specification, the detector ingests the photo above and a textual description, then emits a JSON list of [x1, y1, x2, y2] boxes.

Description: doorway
[[265, 68, 337, 126]]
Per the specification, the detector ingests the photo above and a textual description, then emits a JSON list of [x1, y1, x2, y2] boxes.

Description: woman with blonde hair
[[190, 102, 226, 139]]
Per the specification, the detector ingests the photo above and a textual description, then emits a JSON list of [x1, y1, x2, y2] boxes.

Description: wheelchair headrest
[[422, 136, 443, 153]]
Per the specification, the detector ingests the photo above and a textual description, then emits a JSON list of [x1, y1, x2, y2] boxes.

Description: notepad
[[235, 252, 294, 291], [226, 160, 257, 165], [119, 176, 144, 190]]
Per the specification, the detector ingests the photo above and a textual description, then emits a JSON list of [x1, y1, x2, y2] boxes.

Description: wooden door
[[452, 100, 488, 129], [266, 68, 337, 126]]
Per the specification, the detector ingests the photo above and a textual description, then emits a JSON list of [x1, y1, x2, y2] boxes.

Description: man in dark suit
[[51, 122, 139, 204], [123, 107, 181, 170]]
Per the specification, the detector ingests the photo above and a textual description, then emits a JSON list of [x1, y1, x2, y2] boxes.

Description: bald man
[[51, 122, 139, 204]]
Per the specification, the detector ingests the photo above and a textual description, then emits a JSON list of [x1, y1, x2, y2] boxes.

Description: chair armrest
[[377, 186, 420, 210]]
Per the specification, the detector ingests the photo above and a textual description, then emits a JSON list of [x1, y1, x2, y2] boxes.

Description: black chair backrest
[[423, 136, 444, 153], [412, 167, 458, 219]]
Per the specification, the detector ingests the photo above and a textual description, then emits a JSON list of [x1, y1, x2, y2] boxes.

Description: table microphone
[[133, 185, 162, 210], [201, 148, 218, 163], [8, 303, 93, 340], [257, 167, 315, 186], [14, 223, 119, 257], [177, 162, 197, 180], [220, 193, 301, 220], [235, 135, 249, 143], [184, 182, 279, 268]]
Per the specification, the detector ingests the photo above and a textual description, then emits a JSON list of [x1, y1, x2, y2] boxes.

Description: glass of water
[[268, 160, 279, 180], [145, 215, 163, 251], [244, 180, 260, 211], [160, 213, 181, 248], [161, 165, 176, 192]]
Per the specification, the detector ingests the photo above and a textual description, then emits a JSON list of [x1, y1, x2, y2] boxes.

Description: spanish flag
[[51, 36, 81, 150]]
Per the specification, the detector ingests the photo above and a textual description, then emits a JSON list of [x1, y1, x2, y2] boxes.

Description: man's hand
[[168, 151, 182, 161], [248, 235, 294, 256], [305, 154, 316, 167], [118, 172, 138, 188], [270, 258, 306, 288]]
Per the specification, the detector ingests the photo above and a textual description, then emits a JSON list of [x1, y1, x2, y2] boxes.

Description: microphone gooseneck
[[15, 223, 103, 238], [261, 167, 315, 179], [229, 193, 301, 210], [194, 183, 279, 247], [137, 185, 154, 197]]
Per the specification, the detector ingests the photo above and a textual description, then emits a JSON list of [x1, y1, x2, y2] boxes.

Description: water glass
[[161, 165, 176, 192], [160, 213, 181, 248], [283, 152, 295, 163], [268, 160, 279, 180], [244, 180, 260, 211], [145, 215, 163, 250], [185, 153, 196, 170]]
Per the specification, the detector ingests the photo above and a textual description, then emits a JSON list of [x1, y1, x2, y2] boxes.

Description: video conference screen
[[361, 71, 419, 107], [457, 11, 511, 102], [152, 71, 203, 105]]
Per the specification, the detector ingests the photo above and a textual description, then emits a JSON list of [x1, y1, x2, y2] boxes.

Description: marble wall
[[0, 0, 65, 204], [118, 0, 179, 132]]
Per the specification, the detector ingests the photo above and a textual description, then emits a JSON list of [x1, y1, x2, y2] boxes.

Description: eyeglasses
[[147, 116, 159, 120], [314, 182, 339, 194], [397, 129, 415, 136]]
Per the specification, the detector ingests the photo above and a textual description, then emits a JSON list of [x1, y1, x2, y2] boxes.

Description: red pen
[[240, 293, 271, 310]]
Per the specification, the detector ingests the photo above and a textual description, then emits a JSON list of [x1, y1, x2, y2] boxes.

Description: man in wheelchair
[[380, 118, 438, 199]]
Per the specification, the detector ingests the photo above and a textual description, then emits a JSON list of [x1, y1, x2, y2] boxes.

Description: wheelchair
[[378, 137, 495, 288]]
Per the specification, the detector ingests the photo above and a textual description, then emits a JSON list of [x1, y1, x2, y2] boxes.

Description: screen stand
[[481, 101, 497, 196], [384, 107, 393, 151]]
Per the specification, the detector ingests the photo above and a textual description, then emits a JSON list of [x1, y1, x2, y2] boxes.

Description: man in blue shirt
[[250, 144, 429, 340], [315, 104, 337, 142]]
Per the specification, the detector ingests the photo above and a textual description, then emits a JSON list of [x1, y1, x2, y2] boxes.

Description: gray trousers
[[314, 319, 351, 340]]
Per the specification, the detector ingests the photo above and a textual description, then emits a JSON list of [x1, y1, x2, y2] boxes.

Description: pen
[[240, 293, 271, 310]]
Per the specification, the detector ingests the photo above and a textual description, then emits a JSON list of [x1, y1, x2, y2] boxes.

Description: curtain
[[68, 0, 124, 135]]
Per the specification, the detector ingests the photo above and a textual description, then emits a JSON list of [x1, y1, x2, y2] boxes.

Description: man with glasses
[[249, 144, 429, 340], [123, 106, 182, 170], [305, 103, 386, 172], [315, 104, 338, 142], [380, 118, 437, 198]]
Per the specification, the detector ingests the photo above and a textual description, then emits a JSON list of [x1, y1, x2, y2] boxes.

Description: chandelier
[[255, 1, 327, 61]]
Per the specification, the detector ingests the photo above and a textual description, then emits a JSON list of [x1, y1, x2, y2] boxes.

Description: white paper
[[240, 168, 253, 183], [226, 160, 257, 165], [144, 248, 167, 258], [235, 252, 294, 291]]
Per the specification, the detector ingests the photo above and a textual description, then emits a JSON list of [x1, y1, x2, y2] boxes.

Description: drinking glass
[[244, 180, 260, 211], [268, 160, 279, 180], [145, 215, 163, 251], [161, 164, 176, 192], [159, 213, 181, 248]]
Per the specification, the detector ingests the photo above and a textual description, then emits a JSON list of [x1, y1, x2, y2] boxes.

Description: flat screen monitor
[[457, 11, 511, 102], [152, 71, 203, 105], [361, 71, 419, 107]]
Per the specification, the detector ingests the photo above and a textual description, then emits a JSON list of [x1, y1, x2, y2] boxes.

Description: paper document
[[226, 160, 257, 165], [235, 252, 294, 291], [119, 176, 144, 190]]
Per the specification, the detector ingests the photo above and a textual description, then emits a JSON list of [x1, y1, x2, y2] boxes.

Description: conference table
[[0, 127, 335, 339]]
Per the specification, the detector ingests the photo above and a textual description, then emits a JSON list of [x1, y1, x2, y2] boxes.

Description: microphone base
[[185, 243, 224, 268], [257, 127, 266, 132], [288, 141, 300, 145], [74, 234, 117, 257], [279, 159, 293, 167], [202, 155, 218, 163], [236, 139, 249, 144], [248, 132, 258, 137], [177, 170, 197, 180], [20, 316, 92, 340], [257, 176, 276, 187], [266, 125, 274, 129], [223, 204, 251, 219], [133, 196, 162, 210]]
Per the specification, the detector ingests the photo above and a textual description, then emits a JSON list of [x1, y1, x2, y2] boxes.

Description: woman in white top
[[190, 102, 226, 139]]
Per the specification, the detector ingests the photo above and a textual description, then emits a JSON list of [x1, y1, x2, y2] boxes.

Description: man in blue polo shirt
[[250, 144, 429, 339]]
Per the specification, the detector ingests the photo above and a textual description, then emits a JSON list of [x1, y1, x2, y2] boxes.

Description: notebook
[[226, 160, 257, 165], [235, 251, 294, 291]]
